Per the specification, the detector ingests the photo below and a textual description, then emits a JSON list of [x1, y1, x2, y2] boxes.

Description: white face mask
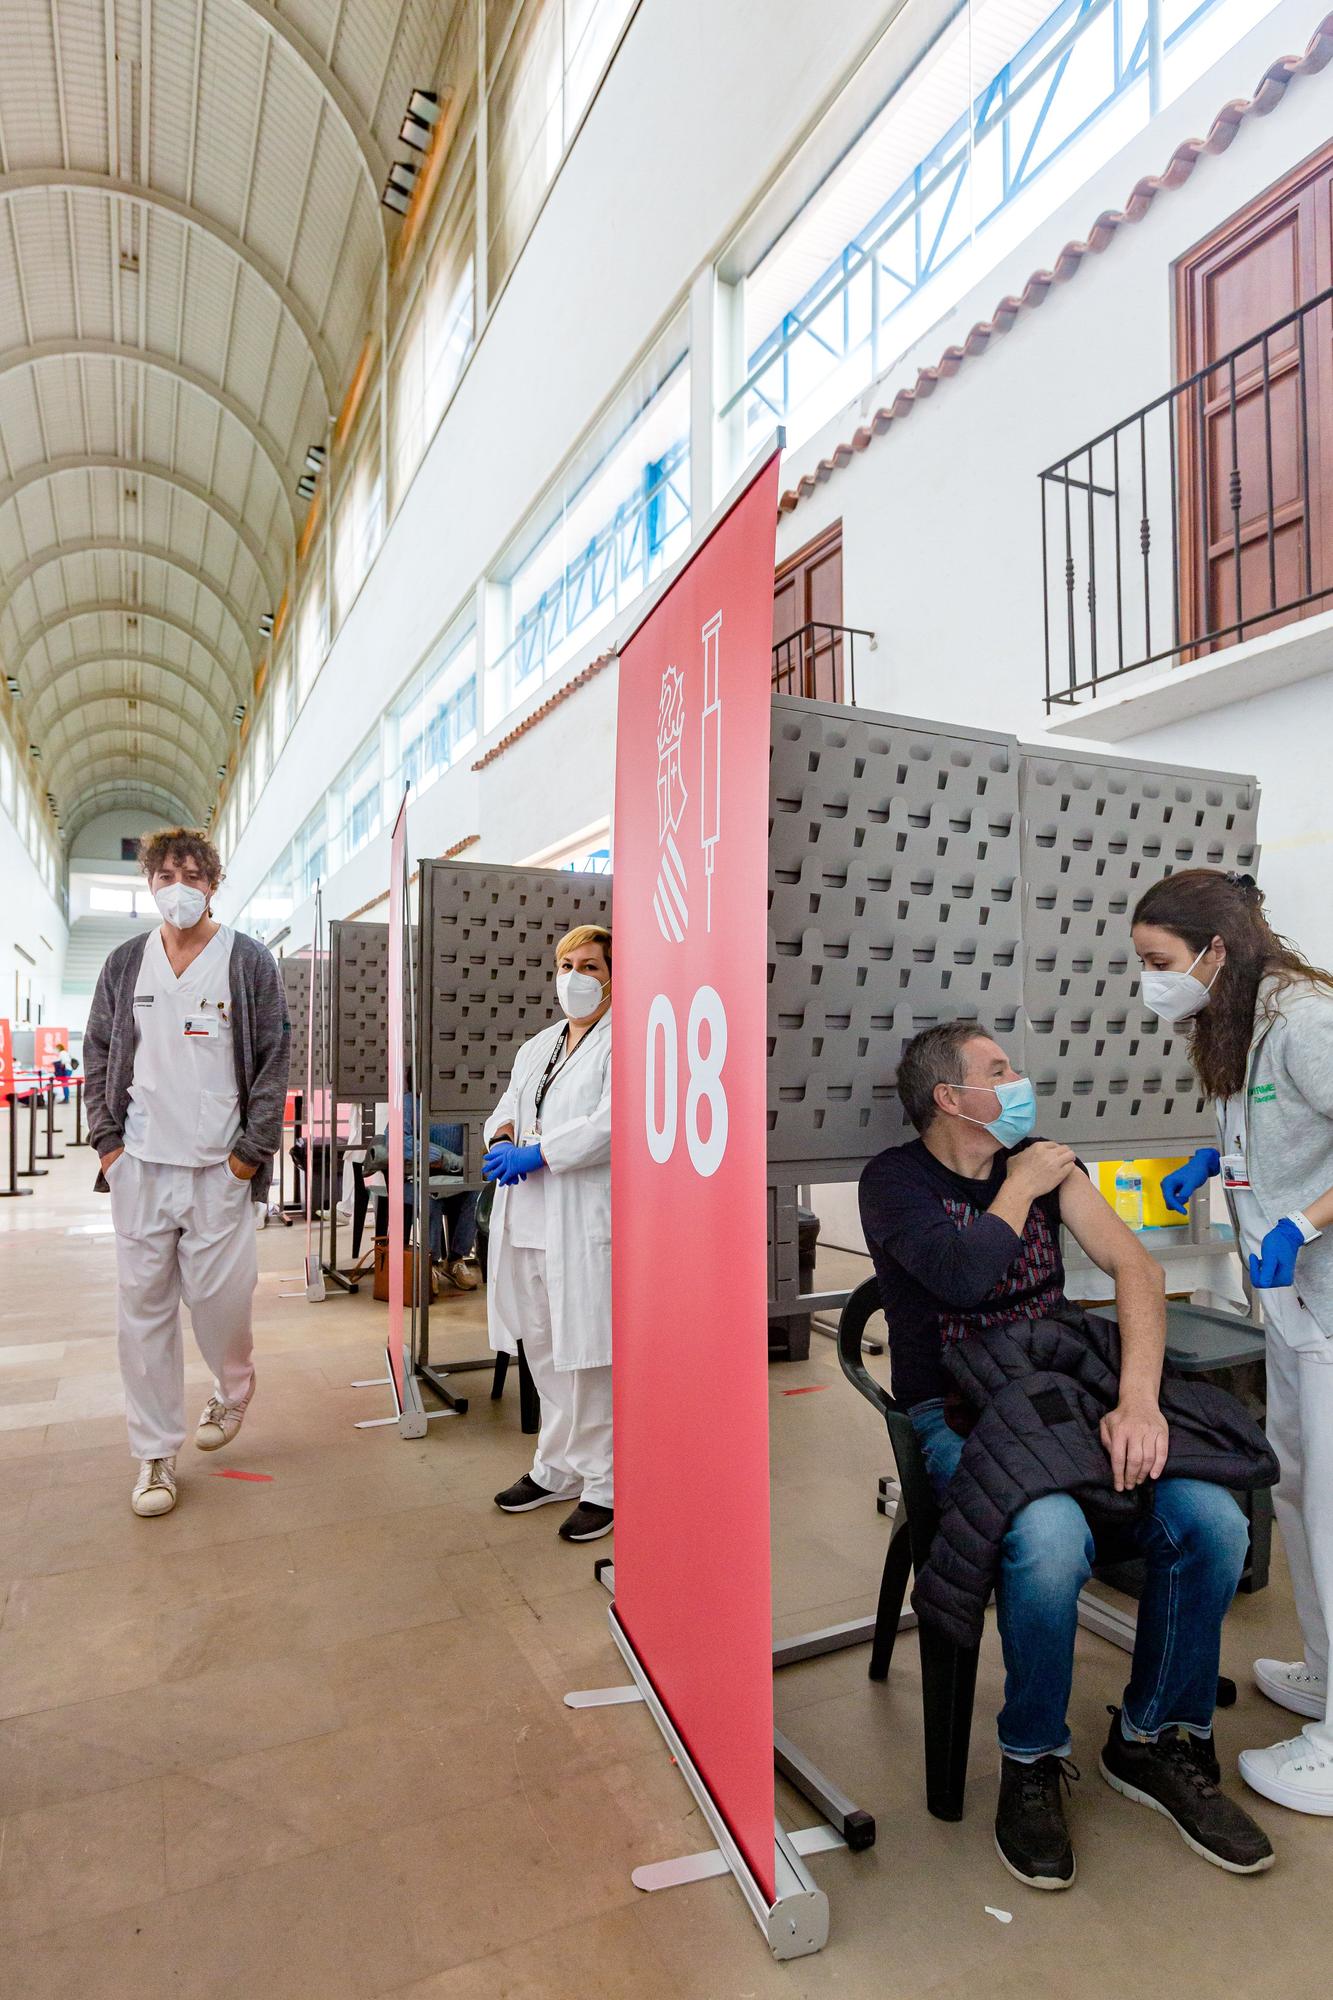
[[1140, 944, 1220, 1023], [154, 882, 208, 930], [557, 968, 606, 1021]]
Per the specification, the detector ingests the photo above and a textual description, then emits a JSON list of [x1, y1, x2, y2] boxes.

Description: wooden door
[[773, 521, 844, 700], [1176, 144, 1333, 650]]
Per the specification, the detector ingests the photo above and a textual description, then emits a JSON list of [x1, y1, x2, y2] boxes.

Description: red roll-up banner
[[0, 1018, 13, 1100], [386, 793, 410, 1415], [34, 1026, 68, 1072], [612, 449, 782, 1903]]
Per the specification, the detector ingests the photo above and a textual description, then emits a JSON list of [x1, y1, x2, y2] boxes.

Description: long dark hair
[[1132, 869, 1333, 1098]]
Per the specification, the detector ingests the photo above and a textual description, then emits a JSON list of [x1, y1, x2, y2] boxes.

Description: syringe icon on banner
[[700, 612, 722, 932]]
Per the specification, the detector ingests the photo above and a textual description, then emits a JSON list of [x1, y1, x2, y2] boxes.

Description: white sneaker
[[1254, 1657, 1327, 1720], [1239, 1732, 1333, 1815], [195, 1382, 254, 1452], [131, 1457, 177, 1517]]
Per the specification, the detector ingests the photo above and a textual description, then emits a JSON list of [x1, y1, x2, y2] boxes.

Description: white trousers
[[1264, 1300, 1333, 1749], [109, 1154, 258, 1460], [508, 1246, 613, 1508]]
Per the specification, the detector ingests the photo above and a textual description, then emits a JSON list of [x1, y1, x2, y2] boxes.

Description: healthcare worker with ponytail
[[1133, 868, 1333, 1815], [484, 925, 614, 1544]]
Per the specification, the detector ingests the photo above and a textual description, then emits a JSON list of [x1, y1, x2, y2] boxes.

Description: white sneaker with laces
[[1254, 1657, 1327, 1720], [195, 1382, 254, 1452], [1239, 1731, 1333, 1815], [131, 1456, 177, 1517]]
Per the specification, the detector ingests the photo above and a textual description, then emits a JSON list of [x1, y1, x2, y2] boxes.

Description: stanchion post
[[41, 1069, 63, 1162], [21, 1087, 48, 1178], [0, 1089, 33, 1198], [71, 1077, 87, 1147]]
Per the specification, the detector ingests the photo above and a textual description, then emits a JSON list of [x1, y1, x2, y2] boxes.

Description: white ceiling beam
[[0, 171, 339, 407], [14, 600, 245, 701], [0, 340, 299, 535], [44, 707, 225, 791], [28, 654, 233, 739], [224, 0, 388, 215], [0, 456, 284, 601], [0, 537, 256, 657], [46, 723, 215, 796]]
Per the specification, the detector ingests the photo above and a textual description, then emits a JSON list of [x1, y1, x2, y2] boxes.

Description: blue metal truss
[[506, 436, 691, 693], [730, 0, 1224, 433]]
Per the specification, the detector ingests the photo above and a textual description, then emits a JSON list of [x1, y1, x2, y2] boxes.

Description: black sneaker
[[494, 1473, 566, 1513], [1099, 1707, 1274, 1874], [558, 1501, 614, 1543], [994, 1754, 1078, 1890]]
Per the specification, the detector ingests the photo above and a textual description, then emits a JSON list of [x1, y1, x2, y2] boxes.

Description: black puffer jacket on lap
[[912, 1309, 1279, 1649]]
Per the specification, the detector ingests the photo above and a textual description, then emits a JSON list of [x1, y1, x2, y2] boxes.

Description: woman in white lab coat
[[484, 924, 613, 1543]]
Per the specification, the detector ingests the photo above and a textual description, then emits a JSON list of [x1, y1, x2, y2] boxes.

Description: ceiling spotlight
[[233, 703, 246, 724], [381, 181, 411, 217], [217, 765, 227, 778], [296, 474, 317, 500], [258, 612, 274, 637], [5, 674, 18, 694], [304, 445, 326, 476], [400, 90, 440, 151], [388, 161, 418, 200], [30, 745, 40, 759]]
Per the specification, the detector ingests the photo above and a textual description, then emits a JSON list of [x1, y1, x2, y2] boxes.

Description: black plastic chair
[[837, 1278, 978, 1819], [837, 1277, 1238, 1822]]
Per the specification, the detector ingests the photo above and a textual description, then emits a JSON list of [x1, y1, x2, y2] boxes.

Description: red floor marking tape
[[780, 1384, 829, 1396], [210, 1468, 274, 1482]]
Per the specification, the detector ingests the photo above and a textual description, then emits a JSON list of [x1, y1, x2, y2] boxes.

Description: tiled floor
[[1, 1130, 1328, 1997]]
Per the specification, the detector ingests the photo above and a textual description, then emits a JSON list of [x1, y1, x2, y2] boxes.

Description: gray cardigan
[[83, 928, 291, 1203], [1225, 975, 1333, 1332]]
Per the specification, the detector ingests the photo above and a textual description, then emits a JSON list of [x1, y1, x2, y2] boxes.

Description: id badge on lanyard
[[1221, 1153, 1251, 1191]]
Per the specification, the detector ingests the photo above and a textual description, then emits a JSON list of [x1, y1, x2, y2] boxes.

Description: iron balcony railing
[[771, 622, 875, 706], [1041, 283, 1333, 707]]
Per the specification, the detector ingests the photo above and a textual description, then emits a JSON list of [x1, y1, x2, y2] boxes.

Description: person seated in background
[[858, 1019, 1273, 1891]]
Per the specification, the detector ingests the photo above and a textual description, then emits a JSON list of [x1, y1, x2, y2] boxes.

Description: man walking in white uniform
[[84, 829, 291, 1517]]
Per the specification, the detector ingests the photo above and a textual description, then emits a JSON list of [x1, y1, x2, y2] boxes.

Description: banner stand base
[[631, 1824, 845, 1895], [576, 1607, 829, 1960], [349, 1347, 449, 1438], [590, 1563, 882, 1853]]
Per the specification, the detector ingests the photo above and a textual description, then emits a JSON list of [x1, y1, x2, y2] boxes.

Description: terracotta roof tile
[[470, 649, 616, 770], [778, 14, 1333, 515]]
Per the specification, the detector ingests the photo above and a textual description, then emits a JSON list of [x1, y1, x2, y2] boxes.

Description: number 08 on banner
[[645, 985, 728, 1177]]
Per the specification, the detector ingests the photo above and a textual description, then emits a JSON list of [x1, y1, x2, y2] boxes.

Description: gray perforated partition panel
[[1019, 744, 1259, 1151], [329, 921, 401, 1102], [767, 697, 1024, 1178], [765, 698, 1259, 1311], [279, 955, 326, 1085], [419, 861, 613, 1171]]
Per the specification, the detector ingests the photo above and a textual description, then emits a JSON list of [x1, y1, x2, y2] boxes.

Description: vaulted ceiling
[[0, 0, 458, 849]]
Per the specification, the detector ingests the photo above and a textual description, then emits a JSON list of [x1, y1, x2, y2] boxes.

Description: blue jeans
[[429, 1122, 478, 1262], [911, 1400, 1249, 1760]]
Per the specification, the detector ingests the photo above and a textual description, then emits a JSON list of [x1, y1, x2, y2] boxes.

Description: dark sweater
[[858, 1139, 1069, 1410], [84, 928, 291, 1204]]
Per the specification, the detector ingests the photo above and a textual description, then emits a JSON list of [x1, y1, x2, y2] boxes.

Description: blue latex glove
[[1249, 1217, 1305, 1290], [1160, 1148, 1220, 1216], [482, 1140, 545, 1187]]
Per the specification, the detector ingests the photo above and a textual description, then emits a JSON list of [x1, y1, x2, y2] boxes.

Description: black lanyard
[[533, 1019, 600, 1122]]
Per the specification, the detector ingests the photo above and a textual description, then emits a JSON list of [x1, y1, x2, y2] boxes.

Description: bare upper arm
[[1058, 1166, 1162, 1282]]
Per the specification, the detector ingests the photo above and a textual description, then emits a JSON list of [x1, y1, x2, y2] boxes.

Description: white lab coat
[[485, 1014, 611, 1372]]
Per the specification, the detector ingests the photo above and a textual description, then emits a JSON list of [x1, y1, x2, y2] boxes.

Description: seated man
[[859, 1020, 1273, 1889]]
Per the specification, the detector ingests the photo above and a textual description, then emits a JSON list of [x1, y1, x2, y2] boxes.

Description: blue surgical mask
[[954, 1075, 1038, 1148]]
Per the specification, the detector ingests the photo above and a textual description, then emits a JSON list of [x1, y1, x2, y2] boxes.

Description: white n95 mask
[[557, 969, 605, 1021], [1140, 946, 1219, 1023], [154, 883, 208, 930]]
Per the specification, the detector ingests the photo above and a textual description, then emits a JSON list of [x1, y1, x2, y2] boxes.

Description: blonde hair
[[555, 923, 612, 972]]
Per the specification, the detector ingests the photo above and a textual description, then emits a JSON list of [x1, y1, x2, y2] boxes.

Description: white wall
[[218, 0, 895, 929], [0, 810, 67, 1028], [69, 810, 160, 868], [772, 0, 1333, 952]]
